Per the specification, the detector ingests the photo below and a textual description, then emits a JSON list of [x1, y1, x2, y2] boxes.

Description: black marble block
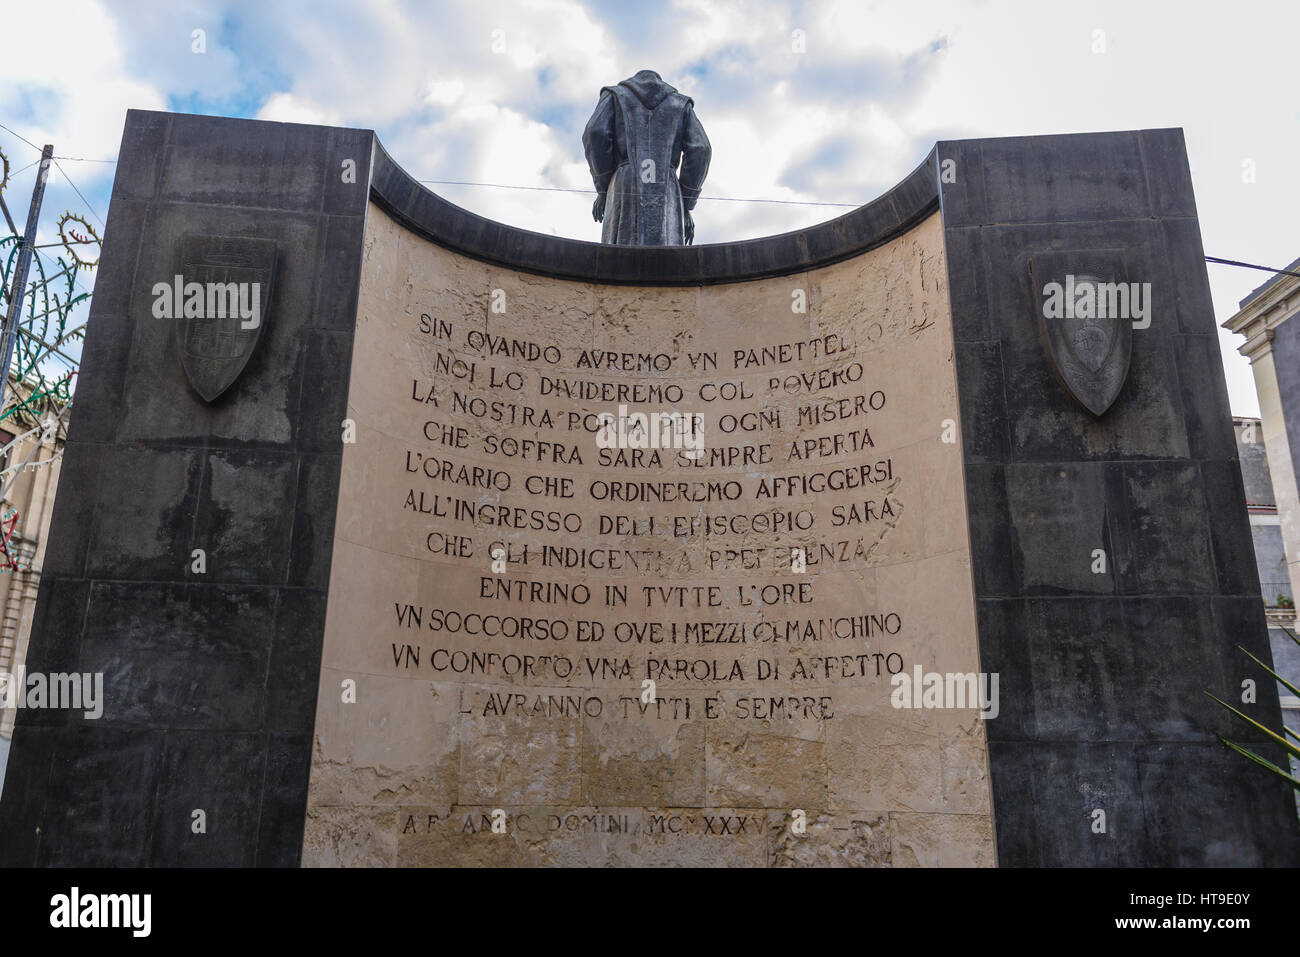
[[0, 110, 371, 866], [940, 128, 1300, 865]]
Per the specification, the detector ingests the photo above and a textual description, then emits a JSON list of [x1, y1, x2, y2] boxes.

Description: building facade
[[1225, 265, 1300, 793], [1225, 260, 1300, 606], [0, 381, 66, 782]]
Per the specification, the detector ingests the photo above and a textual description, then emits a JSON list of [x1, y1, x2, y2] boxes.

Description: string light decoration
[[0, 140, 97, 594], [0, 416, 65, 514], [56, 211, 100, 269], [0, 444, 63, 480], [0, 507, 23, 573], [0, 189, 99, 455]]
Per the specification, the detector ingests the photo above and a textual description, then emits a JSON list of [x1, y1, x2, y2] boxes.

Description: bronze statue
[[582, 70, 711, 246]]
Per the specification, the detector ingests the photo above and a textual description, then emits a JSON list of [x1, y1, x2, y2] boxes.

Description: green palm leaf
[[1205, 691, 1300, 762], [1217, 736, 1300, 788], [1236, 644, 1300, 699]]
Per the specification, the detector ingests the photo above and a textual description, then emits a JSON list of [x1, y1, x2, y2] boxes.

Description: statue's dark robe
[[582, 70, 712, 246]]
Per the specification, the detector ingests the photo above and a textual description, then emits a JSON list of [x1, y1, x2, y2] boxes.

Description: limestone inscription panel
[[302, 206, 994, 867]]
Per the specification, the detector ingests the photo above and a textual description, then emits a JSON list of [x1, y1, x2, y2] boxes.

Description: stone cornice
[[1223, 274, 1299, 362], [367, 136, 941, 286]]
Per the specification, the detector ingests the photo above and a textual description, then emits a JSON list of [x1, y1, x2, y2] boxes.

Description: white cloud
[[0, 0, 166, 161], [257, 92, 344, 127], [5, 0, 1297, 415]]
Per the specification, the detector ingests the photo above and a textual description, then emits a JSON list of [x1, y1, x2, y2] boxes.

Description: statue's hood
[[616, 70, 677, 110]]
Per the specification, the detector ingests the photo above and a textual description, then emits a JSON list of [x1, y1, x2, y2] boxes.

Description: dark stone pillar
[[941, 128, 1300, 865], [0, 110, 371, 865]]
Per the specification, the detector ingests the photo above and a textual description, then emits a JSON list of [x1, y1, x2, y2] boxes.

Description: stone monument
[[0, 111, 1295, 867]]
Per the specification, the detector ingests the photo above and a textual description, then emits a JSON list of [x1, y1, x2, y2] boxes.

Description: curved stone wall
[[303, 155, 992, 866], [368, 139, 941, 285]]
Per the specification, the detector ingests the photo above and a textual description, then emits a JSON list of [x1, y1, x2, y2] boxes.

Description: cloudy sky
[[1, 0, 1295, 415]]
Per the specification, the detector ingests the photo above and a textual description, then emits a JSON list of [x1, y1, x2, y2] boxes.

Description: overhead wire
[[10, 128, 1300, 281]]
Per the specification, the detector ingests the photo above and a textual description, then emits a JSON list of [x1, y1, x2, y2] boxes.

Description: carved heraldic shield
[[177, 235, 277, 402], [1030, 250, 1134, 417]]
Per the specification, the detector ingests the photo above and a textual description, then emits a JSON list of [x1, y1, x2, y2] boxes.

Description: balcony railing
[[1262, 581, 1295, 608]]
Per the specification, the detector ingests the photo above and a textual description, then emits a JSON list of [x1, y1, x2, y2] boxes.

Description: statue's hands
[[592, 193, 606, 223], [684, 210, 695, 246]]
